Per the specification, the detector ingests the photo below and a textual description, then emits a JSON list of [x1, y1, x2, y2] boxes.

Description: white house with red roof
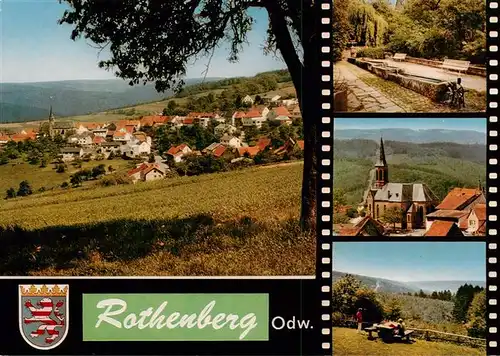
[[0, 134, 10, 145], [166, 143, 192, 163], [127, 163, 166, 183], [113, 130, 133, 143], [267, 106, 292, 125]]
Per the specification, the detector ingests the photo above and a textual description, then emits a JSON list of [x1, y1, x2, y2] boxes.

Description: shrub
[[61, 182, 70, 189], [99, 175, 118, 187], [5, 187, 17, 199], [92, 164, 107, 179], [17, 181, 33, 197], [56, 164, 66, 173], [356, 46, 386, 59], [383, 298, 403, 321], [332, 312, 347, 327]]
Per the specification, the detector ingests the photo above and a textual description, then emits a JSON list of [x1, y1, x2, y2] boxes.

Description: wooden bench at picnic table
[[364, 323, 414, 342], [393, 329, 415, 342], [441, 59, 470, 74], [392, 53, 407, 62], [364, 326, 378, 340]]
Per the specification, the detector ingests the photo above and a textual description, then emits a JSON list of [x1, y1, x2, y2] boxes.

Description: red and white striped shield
[[19, 284, 69, 350]]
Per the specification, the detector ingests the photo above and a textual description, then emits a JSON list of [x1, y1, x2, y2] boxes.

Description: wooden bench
[[393, 53, 407, 62], [442, 59, 470, 74], [393, 330, 415, 342]]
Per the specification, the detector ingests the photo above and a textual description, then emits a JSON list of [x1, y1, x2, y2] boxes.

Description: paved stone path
[[335, 63, 404, 113], [335, 61, 476, 113]]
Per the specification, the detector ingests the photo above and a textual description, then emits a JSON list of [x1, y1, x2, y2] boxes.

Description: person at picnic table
[[356, 308, 363, 333], [395, 318, 406, 336]]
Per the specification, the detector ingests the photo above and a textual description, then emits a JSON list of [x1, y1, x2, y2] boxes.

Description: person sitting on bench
[[395, 318, 405, 336]]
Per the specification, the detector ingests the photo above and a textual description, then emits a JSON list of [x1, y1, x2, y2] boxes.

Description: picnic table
[[364, 322, 414, 343]]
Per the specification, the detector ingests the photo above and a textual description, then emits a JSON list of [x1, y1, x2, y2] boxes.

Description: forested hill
[[334, 138, 486, 165], [0, 77, 221, 123], [334, 128, 486, 145]]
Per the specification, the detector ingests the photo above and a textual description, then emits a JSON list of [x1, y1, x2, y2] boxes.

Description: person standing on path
[[356, 308, 363, 333]]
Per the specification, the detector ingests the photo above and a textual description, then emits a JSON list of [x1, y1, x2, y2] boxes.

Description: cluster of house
[[334, 137, 486, 237], [162, 136, 304, 164], [0, 129, 37, 144], [57, 119, 153, 162]]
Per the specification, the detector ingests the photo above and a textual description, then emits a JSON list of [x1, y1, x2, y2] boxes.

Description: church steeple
[[48, 105, 55, 139], [374, 137, 388, 189]]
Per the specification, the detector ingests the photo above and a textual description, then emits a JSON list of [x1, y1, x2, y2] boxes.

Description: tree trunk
[[264, 1, 321, 233], [299, 81, 318, 232]]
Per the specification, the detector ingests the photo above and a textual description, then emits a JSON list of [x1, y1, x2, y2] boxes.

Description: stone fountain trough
[[347, 57, 449, 102]]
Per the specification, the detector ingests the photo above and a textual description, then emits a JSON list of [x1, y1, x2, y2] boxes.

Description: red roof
[[425, 221, 456, 236], [238, 146, 261, 157], [80, 122, 100, 130], [124, 125, 135, 134], [118, 120, 140, 127], [141, 115, 169, 126], [473, 203, 486, 221], [183, 118, 194, 125], [213, 145, 226, 158], [93, 136, 105, 144], [233, 111, 247, 119], [256, 137, 271, 151], [114, 131, 127, 138], [127, 163, 149, 176], [11, 134, 34, 142], [245, 109, 262, 118], [297, 140, 304, 150], [437, 188, 483, 210], [143, 164, 163, 176], [188, 112, 217, 118], [273, 106, 291, 116], [167, 143, 189, 156]]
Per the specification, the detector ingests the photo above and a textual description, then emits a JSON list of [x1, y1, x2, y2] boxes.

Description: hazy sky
[[333, 242, 486, 282], [334, 118, 487, 133], [0, 0, 285, 83]]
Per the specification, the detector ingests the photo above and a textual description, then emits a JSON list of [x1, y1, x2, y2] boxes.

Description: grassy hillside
[[0, 159, 132, 194], [0, 162, 315, 276], [334, 139, 487, 205], [332, 328, 484, 356]]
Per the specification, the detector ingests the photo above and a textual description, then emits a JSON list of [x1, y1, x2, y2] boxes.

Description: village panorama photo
[[332, 118, 487, 237], [0, 0, 327, 276]]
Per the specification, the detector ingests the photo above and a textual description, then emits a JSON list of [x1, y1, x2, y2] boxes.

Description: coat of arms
[[19, 284, 69, 350]]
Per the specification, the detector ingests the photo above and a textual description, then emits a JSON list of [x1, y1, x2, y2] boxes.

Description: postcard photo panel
[[333, 0, 486, 114], [331, 241, 488, 355], [332, 117, 487, 237], [0, 0, 327, 278]]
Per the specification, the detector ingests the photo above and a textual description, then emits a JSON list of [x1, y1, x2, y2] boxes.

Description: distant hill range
[[333, 271, 486, 294], [334, 137, 486, 164], [334, 128, 486, 145], [0, 78, 221, 123]]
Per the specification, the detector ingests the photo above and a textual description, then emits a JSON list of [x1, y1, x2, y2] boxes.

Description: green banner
[[82, 293, 269, 341]]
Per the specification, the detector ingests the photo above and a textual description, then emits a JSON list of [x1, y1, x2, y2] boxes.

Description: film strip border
[[488, 0, 499, 355], [318, 0, 334, 354]]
